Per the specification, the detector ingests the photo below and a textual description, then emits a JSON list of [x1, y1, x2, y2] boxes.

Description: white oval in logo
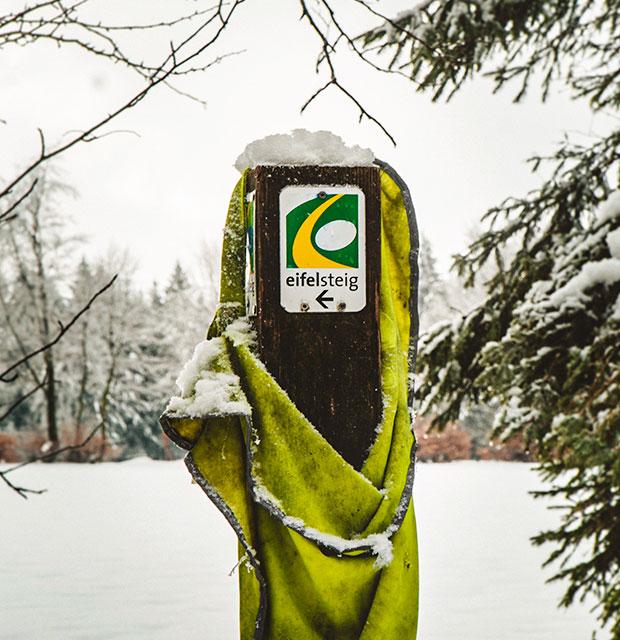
[[315, 220, 357, 251]]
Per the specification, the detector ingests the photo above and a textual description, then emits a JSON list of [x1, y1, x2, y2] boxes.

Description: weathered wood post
[[245, 165, 382, 469]]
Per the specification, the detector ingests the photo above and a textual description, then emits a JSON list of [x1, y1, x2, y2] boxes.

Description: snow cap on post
[[234, 129, 376, 171]]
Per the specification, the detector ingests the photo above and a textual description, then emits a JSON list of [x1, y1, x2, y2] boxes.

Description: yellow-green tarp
[[160, 161, 419, 640]]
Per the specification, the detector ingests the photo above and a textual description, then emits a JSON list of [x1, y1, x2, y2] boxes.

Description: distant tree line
[[0, 0, 247, 494], [0, 171, 218, 462], [0, 184, 501, 464]]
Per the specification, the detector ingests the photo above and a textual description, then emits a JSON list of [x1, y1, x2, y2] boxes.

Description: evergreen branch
[[316, 0, 417, 80], [357, 0, 620, 109], [351, 0, 457, 65], [579, 346, 620, 418]]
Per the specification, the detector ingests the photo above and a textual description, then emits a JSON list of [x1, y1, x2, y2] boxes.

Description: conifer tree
[[65, 257, 98, 449], [352, 1, 620, 636], [165, 261, 191, 298], [418, 234, 450, 331]]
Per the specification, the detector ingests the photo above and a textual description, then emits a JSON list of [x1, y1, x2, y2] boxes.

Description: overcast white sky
[[1, 1, 608, 291]]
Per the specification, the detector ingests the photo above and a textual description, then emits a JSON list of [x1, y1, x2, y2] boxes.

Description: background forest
[[0, 181, 496, 464], [0, 173, 218, 461]]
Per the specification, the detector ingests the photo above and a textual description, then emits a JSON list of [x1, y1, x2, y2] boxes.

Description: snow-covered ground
[[1, 459, 609, 639]]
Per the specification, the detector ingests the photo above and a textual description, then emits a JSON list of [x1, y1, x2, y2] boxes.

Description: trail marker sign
[[279, 185, 366, 313]]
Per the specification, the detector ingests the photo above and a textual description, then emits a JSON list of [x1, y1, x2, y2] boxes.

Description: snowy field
[[1, 459, 609, 639]]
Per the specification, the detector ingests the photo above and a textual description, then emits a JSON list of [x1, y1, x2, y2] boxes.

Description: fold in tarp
[[160, 161, 419, 639]]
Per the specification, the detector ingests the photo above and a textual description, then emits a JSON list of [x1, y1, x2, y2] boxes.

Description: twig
[[0, 469, 47, 498], [0, 179, 38, 226], [0, 0, 247, 202], [350, 0, 455, 63], [298, 0, 396, 145], [317, 0, 413, 79], [0, 275, 117, 383], [228, 553, 248, 576], [0, 376, 48, 423], [69, 129, 141, 142], [0, 420, 105, 499]]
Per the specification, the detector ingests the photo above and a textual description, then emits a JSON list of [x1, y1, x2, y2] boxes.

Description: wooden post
[[247, 165, 381, 470]]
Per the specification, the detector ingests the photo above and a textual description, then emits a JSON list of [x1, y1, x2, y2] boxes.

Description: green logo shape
[[286, 193, 359, 269]]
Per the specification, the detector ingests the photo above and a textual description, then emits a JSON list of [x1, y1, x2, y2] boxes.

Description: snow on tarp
[[251, 474, 395, 569], [234, 129, 375, 171], [166, 327, 250, 418]]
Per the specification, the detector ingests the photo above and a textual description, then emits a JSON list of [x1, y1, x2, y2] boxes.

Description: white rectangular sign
[[279, 185, 366, 313]]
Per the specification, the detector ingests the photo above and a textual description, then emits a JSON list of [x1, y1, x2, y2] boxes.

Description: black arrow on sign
[[316, 289, 334, 309]]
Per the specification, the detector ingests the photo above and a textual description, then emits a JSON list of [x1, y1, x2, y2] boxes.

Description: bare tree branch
[[0, 0, 247, 202], [316, 0, 414, 78], [0, 420, 104, 499], [0, 375, 48, 423], [0, 179, 38, 226], [298, 0, 396, 145], [0, 467, 47, 498], [350, 0, 456, 63], [0, 1, 228, 79], [0, 1, 248, 496], [295, 1, 463, 143]]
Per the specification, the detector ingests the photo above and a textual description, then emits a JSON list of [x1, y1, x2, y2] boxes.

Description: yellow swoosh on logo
[[292, 194, 348, 269]]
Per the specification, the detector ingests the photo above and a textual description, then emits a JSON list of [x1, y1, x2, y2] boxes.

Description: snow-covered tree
[[1, 220, 220, 462], [162, 259, 217, 362], [416, 234, 503, 458], [59, 257, 99, 457], [0, 172, 77, 446], [346, 2, 620, 635], [165, 261, 191, 298], [93, 259, 218, 459], [417, 234, 450, 331]]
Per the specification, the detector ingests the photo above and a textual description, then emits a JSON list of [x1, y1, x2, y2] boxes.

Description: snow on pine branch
[[513, 192, 620, 318], [597, 190, 620, 224], [547, 259, 620, 310]]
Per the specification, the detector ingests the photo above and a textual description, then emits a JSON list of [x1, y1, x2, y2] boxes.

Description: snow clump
[[234, 129, 375, 172], [548, 259, 620, 307], [166, 337, 250, 417], [597, 190, 620, 223], [606, 228, 620, 259], [252, 474, 395, 568]]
